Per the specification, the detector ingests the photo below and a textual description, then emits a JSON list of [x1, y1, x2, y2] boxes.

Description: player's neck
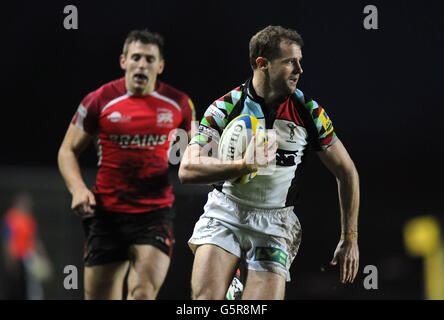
[[125, 79, 156, 97], [252, 74, 282, 106]]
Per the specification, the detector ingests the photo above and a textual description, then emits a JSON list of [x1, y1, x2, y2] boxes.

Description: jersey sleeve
[[71, 90, 101, 135], [189, 86, 243, 150], [178, 95, 196, 132], [304, 96, 338, 151]]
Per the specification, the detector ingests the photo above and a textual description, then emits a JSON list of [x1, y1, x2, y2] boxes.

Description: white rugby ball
[[218, 114, 266, 184]]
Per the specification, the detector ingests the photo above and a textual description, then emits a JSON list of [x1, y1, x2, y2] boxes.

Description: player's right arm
[[179, 134, 277, 185], [179, 141, 250, 185], [57, 124, 96, 216]]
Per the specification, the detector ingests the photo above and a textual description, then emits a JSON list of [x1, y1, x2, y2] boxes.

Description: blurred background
[[1, 0, 443, 299]]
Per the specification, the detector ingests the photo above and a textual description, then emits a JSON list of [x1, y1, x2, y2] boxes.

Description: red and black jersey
[[72, 77, 195, 213]]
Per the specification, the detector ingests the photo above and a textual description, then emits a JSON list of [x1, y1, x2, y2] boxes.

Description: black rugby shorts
[[81, 206, 175, 266]]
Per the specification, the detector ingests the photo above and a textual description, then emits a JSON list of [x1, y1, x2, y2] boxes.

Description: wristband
[[341, 230, 358, 240]]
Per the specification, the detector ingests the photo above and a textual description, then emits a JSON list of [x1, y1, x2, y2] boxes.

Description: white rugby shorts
[[188, 189, 302, 281]]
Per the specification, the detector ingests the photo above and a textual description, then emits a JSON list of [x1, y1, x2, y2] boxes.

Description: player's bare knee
[[129, 283, 158, 300], [130, 289, 155, 300], [191, 281, 225, 300]]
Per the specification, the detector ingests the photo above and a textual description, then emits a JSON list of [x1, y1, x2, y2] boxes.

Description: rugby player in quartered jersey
[[189, 78, 337, 208], [179, 26, 359, 300]]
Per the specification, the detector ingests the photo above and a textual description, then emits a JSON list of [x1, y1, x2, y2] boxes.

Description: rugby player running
[[58, 29, 195, 299], [179, 25, 359, 300]]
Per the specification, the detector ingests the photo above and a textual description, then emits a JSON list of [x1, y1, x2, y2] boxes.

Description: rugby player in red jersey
[[58, 29, 195, 300]]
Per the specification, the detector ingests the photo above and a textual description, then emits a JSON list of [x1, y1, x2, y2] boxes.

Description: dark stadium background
[[1, 0, 443, 300]]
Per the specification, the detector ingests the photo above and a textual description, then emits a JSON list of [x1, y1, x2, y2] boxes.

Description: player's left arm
[[317, 139, 360, 283], [182, 95, 196, 140]]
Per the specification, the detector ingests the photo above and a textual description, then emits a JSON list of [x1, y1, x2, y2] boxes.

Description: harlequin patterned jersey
[[190, 78, 337, 208]]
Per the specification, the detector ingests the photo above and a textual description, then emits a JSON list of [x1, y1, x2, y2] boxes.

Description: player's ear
[[256, 57, 268, 70], [158, 58, 165, 75], [119, 54, 126, 70]]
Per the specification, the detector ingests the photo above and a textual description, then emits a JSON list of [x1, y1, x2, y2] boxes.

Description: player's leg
[[242, 270, 286, 300], [84, 261, 129, 300], [82, 210, 131, 300], [240, 207, 302, 300], [124, 208, 175, 300], [191, 244, 240, 300], [126, 244, 170, 300]]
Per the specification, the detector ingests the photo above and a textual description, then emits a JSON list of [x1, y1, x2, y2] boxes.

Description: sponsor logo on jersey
[[254, 247, 288, 267], [206, 105, 226, 121], [157, 108, 173, 127], [198, 125, 220, 143], [107, 111, 131, 123], [109, 134, 167, 148], [319, 109, 333, 134], [275, 149, 299, 167]]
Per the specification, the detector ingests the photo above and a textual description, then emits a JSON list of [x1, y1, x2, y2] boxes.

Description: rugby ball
[[218, 114, 267, 184]]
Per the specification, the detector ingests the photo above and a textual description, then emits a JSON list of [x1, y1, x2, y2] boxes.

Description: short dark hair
[[249, 25, 303, 69], [122, 29, 165, 58]]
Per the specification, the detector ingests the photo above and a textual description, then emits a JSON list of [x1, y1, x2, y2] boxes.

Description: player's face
[[120, 41, 164, 95], [268, 41, 303, 96]]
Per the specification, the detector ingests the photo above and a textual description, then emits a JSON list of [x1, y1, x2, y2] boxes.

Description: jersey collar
[[245, 77, 265, 105], [126, 80, 163, 97]]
